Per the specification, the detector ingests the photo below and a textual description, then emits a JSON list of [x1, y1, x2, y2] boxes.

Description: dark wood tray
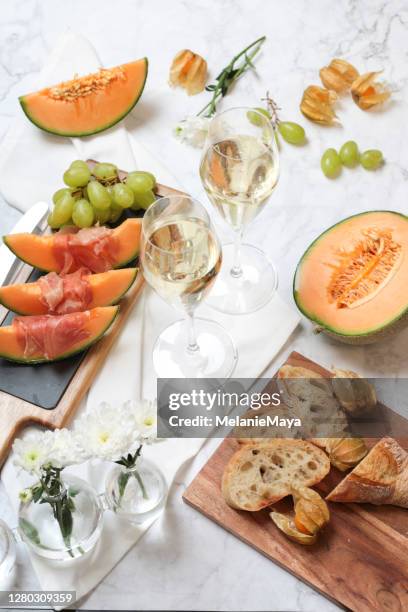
[[183, 351, 408, 612]]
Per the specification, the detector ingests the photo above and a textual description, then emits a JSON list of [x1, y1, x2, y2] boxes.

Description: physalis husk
[[300, 85, 338, 124], [319, 58, 359, 93], [169, 49, 208, 95], [351, 71, 391, 110]]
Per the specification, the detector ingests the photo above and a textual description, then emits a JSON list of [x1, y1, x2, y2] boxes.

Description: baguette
[[326, 437, 408, 508], [222, 439, 330, 511]]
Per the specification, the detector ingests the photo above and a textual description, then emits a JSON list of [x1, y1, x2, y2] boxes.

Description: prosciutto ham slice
[[38, 268, 92, 314], [13, 311, 91, 360], [53, 226, 118, 274]]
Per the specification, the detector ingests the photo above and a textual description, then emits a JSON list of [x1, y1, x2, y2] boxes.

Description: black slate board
[[0, 204, 145, 410]]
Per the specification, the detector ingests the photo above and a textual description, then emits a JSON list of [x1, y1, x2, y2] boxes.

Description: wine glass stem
[[231, 229, 243, 278], [185, 312, 199, 353]]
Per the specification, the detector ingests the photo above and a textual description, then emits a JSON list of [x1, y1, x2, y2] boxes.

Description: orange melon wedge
[[0, 268, 137, 315], [19, 59, 148, 137], [0, 306, 118, 364], [3, 218, 142, 273]]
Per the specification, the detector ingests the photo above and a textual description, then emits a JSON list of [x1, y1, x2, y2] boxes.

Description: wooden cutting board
[[183, 352, 408, 612], [0, 180, 183, 467]]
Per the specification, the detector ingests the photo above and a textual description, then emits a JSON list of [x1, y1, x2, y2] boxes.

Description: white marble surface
[[0, 0, 408, 610]]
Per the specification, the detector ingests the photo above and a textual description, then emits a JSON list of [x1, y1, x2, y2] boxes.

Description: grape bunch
[[48, 160, 156, 229], [321, 142, 384, 178]]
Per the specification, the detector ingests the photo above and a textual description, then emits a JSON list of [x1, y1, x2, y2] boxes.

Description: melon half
[[293, 211, 408, 344], [19, 59, 148, 137]]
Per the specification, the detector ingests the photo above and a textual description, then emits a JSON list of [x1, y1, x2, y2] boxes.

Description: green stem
[[133, 469, 148, 500], [197, 35, 266, 117]]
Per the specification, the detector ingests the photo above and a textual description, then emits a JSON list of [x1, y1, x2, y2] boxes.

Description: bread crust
[[326, 437, 408, 508], [222, 439, 330, 511]]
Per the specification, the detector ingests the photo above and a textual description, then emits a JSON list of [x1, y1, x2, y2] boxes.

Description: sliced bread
[[222, 439, 330, 511]]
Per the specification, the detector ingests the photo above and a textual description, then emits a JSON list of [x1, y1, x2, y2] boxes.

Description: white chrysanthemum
[[12, 431, 52, 475], [46, 428, 87, 468], [174, 115, 210, 148], [128, 399, 158, 442], [74, 402, 137, 462]]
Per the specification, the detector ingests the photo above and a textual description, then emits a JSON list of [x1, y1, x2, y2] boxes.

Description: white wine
[[200, 135, 278, 231], [142, 217, 221, 312]]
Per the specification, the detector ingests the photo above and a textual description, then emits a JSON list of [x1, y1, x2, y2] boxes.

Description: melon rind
[[293, 210, 408, 344]]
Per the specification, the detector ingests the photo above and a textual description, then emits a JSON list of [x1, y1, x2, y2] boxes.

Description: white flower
[[12, 431, 53, 475], [74, 402, 138, 462], [46, 428, 87, 468], [174, 115, 210, 148], [19, 488, 33, 503], [127, 399, 158, 443]]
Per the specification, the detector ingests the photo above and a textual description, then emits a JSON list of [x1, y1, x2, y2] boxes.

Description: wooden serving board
[[183, 352, 408, 612], [0, 180, 183, 467]]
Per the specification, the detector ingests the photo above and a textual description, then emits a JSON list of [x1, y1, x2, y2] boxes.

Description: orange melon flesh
[[3, 218, 142, 273], [0, 306, 118, 364], [19, 59, 148, 137], [0, 268, 137, 315], [294, 211, 408, 338]]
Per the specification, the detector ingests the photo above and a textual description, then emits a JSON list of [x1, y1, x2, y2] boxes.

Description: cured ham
[[38, 268, 92, 314], [53, 226, 119, 274], [13, 311, 91, 360]]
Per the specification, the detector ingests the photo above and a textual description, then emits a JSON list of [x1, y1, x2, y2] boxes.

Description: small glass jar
[[0, 520, 16, 589], [105, 459, 167, 524], [18, 474, 103, 562]]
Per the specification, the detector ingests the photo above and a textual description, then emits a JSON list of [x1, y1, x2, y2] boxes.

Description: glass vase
[[18, 474, 103, 562], [105, 459, 167, 524], [0, 520, 16, 589]]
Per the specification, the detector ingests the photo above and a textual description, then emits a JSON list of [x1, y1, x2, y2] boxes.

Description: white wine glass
[[200, 106, 280, 314], [141, 195, 237, 378]]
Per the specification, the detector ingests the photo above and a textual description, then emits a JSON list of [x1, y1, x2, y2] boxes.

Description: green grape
[[278, 121, 306, 145], [63, 165, 91, 188], [247, 107, 271, 127], [52, 192, 75, 225], [112, 183, 134, 208], [110, 207, 123, 223], [72, 199, 95, 228], [132, 189, 155, 210], [70, 160, 89, 171], [360, 149, 383, 171], [47, 211, 61, 229], [139, 171, 156, 189], [87, 180, 111, 210], [321, 148, 342, 179], [93, 162, 118, 181], [52, 188, 71, 205], [126, 171, 155, 194], [94, 207, 112, 225], [339, 141, 359, 168]]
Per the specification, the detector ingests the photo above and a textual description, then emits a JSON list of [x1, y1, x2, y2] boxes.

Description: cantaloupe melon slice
[[293, 211, 408, 344], [19, 59, 148, 137], [0, 268, 137, 315], [0, 306, 118, 364], [3, 218, 142, 273]]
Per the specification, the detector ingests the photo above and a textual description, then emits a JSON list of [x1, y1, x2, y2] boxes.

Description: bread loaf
[[326, 437, 408, 508]]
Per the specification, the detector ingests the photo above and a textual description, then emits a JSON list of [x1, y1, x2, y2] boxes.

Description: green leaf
[[19, 518, 41, 546], [118, 471, 131, 500], [60, 504, 73, 540], [68, 487, 79, 497], [32, 486, 43, 503]]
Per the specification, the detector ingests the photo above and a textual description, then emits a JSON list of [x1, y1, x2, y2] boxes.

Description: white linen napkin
[[0, 32, 300, 608]]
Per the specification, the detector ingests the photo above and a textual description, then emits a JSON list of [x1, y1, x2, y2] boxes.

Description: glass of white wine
[[141, 195, 237, 378], [200, 107, 280, 314]]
